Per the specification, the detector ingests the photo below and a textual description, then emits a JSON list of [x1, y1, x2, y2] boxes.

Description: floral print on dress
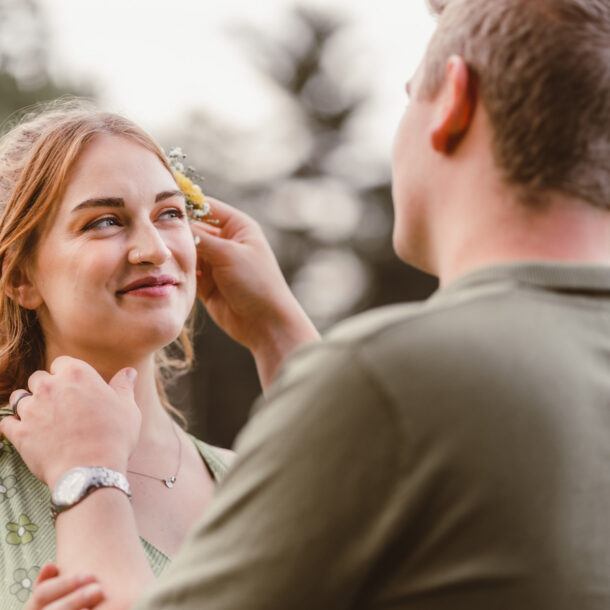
[[0, 474, 17, 502], [6, 514, 38, 545], [9, 566, 40, 602], [0, 437, 12, 455]]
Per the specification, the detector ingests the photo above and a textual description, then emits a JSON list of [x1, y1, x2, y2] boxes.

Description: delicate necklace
[[127, 421, 182, 489]]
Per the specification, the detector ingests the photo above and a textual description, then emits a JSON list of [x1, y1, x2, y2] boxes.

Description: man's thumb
[[193, 226, 234, 265], [109, 367, 137, 398]]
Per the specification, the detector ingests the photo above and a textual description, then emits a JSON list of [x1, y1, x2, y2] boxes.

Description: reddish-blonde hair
[[0, 99, 193, 424]]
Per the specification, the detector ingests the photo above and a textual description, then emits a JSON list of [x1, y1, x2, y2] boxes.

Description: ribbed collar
[[436, 261, 610, 300]]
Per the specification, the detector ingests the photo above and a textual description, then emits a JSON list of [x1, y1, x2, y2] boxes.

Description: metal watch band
[[50, 466, 132, 519]]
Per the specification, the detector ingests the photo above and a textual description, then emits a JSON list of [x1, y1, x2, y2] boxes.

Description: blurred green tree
[[0, 0, 92, 126], [170, 7, 437, 447]]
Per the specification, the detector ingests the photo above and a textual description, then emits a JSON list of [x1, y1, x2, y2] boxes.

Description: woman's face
[[26, 133, 197, 364]]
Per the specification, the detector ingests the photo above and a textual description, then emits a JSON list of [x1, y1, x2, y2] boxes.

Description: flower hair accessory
[[166, 147, 218, 224]]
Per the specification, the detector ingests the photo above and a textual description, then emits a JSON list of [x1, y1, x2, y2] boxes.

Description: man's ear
[[430, 55, 477, 154], [4, 263, 42, 310]]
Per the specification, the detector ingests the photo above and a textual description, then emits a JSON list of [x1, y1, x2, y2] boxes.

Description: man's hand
[[0, 356, 141, 488], [25, 564, 105, 610], [193, 197, 319, 388]]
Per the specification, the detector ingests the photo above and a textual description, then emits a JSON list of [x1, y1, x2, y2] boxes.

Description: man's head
[[421, 0, 610, 208]]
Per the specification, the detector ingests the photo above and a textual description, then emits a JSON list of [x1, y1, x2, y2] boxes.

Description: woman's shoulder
[[0, 435, 45, 486], [0, 408, 46, 488], [188, 434, 235, 482], [208, 445, 236, 466], [0, 436, 51, 517]]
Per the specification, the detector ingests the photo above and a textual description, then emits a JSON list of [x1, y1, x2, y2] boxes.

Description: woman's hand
[[25, 564, 105, 610], [0, 357, 141, 488], [193, 197, 320, 389]]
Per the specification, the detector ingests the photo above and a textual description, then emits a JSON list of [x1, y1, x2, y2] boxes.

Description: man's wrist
[[251, 301, 320, 390]]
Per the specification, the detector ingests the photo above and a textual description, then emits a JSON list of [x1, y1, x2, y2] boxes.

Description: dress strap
[[188, 435, 231, 482]]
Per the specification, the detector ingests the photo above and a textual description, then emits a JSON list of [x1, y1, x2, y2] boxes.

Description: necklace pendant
[[164, 477, 176, 488]]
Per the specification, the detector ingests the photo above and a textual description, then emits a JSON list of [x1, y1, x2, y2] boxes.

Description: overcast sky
[[37, 0, 436, 157]]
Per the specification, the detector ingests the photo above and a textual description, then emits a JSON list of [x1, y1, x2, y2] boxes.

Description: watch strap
[[50, 466, 132, 519]]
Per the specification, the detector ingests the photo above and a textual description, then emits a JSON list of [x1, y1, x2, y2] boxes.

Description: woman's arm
[[0, 358, 154, 609], [192, 197, 320, 390], [53, 489, 152, 609]]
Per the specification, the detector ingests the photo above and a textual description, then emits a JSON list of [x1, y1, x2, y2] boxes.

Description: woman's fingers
[[26, 369, 52, 394], [26, 572, 104, 610]]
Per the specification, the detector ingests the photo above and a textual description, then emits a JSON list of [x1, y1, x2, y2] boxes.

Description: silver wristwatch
[[50, 466, 132, 519]]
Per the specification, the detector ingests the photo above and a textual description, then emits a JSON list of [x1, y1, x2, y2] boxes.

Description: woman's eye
[[82, 216, 121, 231], [159, 208, 185, 221]]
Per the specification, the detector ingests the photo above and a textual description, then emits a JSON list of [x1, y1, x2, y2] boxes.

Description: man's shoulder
[[270, 286, 521, 411], [324, 279, 523, 353], [325, 302, 426, 343], [313, 279, 570, 408]]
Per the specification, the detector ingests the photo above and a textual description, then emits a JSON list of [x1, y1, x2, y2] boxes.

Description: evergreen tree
[[173, 7, 437, 445]]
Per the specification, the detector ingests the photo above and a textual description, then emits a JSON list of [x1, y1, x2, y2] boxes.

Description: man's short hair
[[423, 0, 610, 208]]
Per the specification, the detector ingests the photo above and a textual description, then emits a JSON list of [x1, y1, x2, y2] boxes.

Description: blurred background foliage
[[0, 1, 437, 447], [0, 0, 93, 119]]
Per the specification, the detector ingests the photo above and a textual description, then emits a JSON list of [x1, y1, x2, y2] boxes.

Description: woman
[[0, 101, 318, 608]]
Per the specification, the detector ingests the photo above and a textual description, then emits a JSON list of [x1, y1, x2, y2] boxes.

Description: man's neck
[[435, 192, 610, 287]]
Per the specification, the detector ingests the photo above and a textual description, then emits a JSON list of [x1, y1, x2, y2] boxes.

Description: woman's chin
[[108, 321, 186, 356]]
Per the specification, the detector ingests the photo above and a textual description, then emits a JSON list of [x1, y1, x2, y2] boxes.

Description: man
[[7, 0, 610, 607], [134, 0, 610, 607]]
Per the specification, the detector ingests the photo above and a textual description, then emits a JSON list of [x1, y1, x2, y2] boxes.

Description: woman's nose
[[127, 223, 171, 266]]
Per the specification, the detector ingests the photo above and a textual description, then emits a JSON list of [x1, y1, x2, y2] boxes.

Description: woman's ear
[[430, 55, 477, 154], [4, 264, 42, 310]]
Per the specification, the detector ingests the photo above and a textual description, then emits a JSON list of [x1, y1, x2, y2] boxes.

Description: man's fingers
[[44, 581, 105, 610], [201, 196, 243, 225], [192, 221, 222, 238], [35, 563, 60, 586], [192, 223, 235, 265], [200, 196, 256, 235], [26, 573, 102, 610], [31, 573, 96, 606]]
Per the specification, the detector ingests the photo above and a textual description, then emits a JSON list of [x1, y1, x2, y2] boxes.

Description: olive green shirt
[[0, 434, 229, 608], [135, 262, 610, 609]]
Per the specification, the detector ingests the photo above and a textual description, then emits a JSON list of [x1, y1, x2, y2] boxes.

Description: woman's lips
[[123, 284, 176, 297], [117, 275, 178, 297]]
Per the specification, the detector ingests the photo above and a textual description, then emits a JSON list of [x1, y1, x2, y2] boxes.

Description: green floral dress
[[0, 413, 230, 608]]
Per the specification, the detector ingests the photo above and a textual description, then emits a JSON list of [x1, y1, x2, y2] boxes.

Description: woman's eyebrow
[[71, 190, 184, 213], [155, 190, 184, 202], [72, 197, 125, 212]]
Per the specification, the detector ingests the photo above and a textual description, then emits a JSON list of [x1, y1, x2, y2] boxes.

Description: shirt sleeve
[[134, 341, 404, 610]]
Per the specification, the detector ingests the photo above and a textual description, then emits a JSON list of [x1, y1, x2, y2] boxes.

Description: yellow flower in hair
[[173, 170, 205, 206], [166, 148, 216, 222]]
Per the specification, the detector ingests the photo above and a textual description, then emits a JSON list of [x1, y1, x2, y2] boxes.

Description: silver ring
[[193, 235, 201, 246], [10, 391, 32, 419]]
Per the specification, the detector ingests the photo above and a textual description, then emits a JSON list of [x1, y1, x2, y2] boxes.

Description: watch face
[[55, 468, 87, 505], [50, 467, 130, 516]]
